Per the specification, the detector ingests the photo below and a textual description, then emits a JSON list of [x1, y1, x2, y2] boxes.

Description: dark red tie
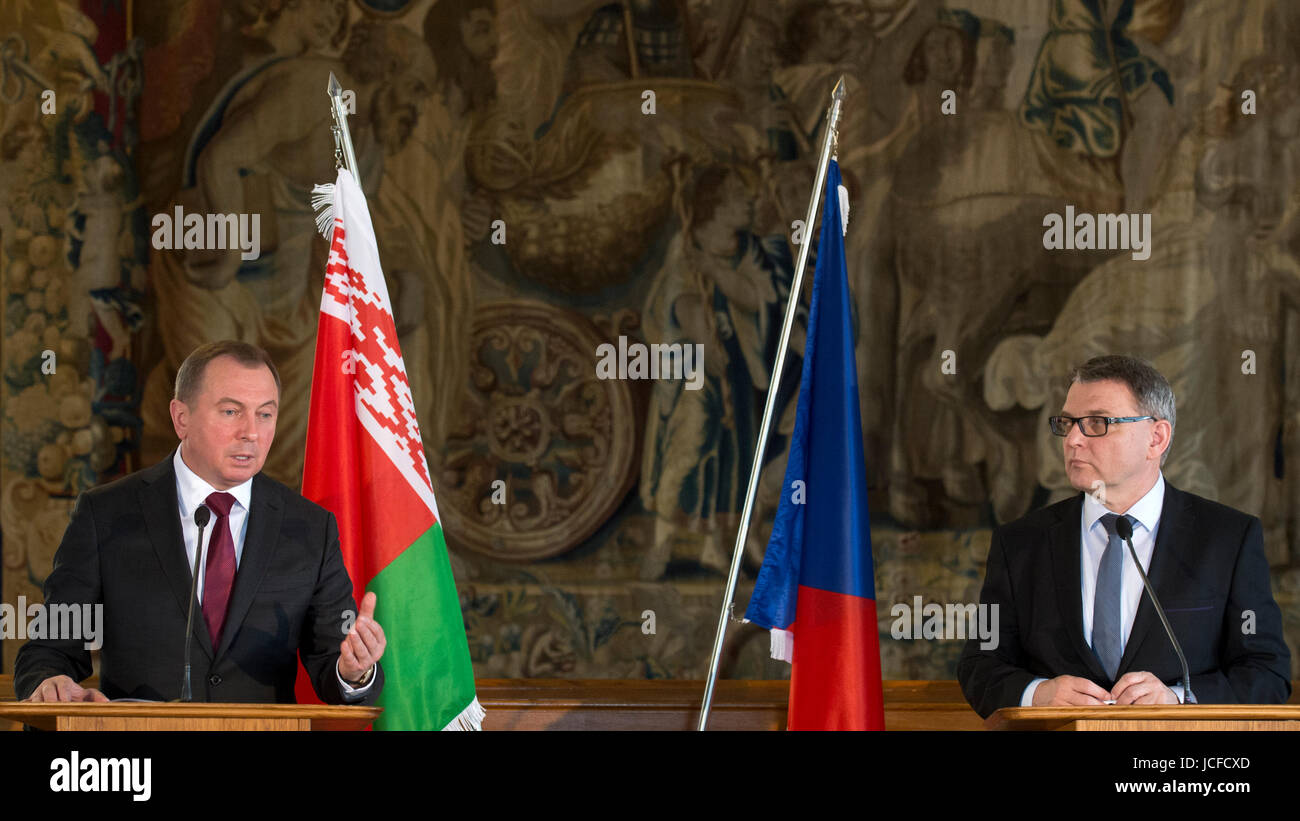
[[202, 492, 237, 649]]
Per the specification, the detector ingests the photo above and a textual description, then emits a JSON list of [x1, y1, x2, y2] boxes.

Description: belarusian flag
[[300, 167, 482, 730]]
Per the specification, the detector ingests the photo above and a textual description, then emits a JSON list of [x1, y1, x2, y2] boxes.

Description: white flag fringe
[[443, 697, 487, 732], [311, 182, 335, 238], [768, 628, 794, 663]]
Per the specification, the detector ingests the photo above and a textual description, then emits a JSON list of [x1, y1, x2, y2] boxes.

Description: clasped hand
[[1033, 672, 1179, 706]]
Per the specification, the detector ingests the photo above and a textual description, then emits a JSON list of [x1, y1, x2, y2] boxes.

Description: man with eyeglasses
[[958, 355, 1290, 718]]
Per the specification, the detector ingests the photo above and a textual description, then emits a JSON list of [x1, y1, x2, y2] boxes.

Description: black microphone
[[1115, 516, 1193, 704], [176, 505, 210, 703]]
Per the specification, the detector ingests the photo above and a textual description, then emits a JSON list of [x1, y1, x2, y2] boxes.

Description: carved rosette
[[439, 301, 638, 560]]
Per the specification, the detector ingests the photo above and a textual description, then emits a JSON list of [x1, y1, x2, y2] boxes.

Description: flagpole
[[697, 77, 847, 730], [327, 71, 360, 187]]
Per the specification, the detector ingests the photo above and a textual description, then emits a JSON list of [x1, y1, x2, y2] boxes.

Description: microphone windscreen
[[1115, 515, 1133, 540], [194, 505, 211, 528]]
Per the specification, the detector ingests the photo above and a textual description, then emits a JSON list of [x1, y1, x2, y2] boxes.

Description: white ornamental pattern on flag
[[322, 219, 438, 517]]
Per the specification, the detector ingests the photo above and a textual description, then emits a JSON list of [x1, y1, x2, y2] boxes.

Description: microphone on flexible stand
[[1115, 516, 1193, 704], [176, 505, 210, 703]]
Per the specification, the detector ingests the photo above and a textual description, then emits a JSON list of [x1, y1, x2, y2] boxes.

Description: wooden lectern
[[0, 702, 381, 731], [987, 705, 1300, 731]]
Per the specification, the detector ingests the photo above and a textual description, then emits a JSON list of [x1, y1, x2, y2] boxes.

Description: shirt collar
[[1082, 471, 1165, 534], [173, 446, 253, 518]]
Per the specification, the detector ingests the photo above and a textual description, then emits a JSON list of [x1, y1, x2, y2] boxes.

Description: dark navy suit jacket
[[15, 455, 383, 704], [958, 482, 1290, 718]]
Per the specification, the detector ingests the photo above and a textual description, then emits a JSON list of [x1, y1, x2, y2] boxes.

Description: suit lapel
[[215, 473, 283, 661], [139, 454, 214, 661], [1117, 482, 1193, 677], [1048, 493, 1110, 683]]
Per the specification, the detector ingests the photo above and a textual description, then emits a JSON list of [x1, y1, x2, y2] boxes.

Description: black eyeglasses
[[1048, 415, 1155, 437]]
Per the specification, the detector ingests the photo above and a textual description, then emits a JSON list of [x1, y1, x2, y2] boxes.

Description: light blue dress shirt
[[1020, 473, 1189, 705]]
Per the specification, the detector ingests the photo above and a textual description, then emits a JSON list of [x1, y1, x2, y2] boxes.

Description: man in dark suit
[[15, 341, 387, 704], [958, 355, 1291, 718]]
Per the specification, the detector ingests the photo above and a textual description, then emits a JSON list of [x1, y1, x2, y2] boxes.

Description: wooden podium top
[[988, 704, 1300, 731], [1, 675, 983, 730], [0, 702, 381, 732]]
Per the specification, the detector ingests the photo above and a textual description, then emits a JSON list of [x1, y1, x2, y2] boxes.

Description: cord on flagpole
[[696, 76, 849, 731], [312, 72, 362, 238], [327, 71, 360, 187]]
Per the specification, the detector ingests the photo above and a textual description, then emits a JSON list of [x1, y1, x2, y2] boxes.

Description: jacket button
[[208, 674, 222, 686]]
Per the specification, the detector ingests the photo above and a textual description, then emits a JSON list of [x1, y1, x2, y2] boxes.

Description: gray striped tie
[[1092, 513, 1134, 680]]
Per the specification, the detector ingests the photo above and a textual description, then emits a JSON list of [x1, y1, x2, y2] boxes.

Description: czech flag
[[744, 159, 885, 730]]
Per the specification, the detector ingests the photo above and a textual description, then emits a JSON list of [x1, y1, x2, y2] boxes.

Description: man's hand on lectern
[[339, 591, 386, 684], [1111, 671, 1179, 705], [1032, 675, 1111, 706], [25, 675, 110, 703]]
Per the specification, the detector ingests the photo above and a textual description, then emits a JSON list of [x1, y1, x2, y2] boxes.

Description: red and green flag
[[300, 167, 482, 730]]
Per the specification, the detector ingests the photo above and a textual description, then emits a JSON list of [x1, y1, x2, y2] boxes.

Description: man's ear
[[169, 398, 188, 441], [1152, 419, 1172, 460]]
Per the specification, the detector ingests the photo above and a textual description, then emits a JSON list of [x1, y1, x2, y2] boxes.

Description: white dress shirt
[[1021, 473, 1189, 705], [174, 447, 251, 604], [173, 447, 374, 697]]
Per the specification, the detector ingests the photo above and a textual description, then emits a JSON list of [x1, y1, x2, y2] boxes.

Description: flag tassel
[[769, 628, 794, 663], [442, 697, 486, 731], [311, 183, 335, 239]]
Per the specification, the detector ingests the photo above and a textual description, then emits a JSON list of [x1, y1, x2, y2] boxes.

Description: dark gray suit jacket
[[958, 482, 1290, 718], [15, 454, 383, 704]]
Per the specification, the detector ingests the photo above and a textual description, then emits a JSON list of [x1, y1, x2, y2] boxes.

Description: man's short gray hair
[[1067, 354, 1176, 465]]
